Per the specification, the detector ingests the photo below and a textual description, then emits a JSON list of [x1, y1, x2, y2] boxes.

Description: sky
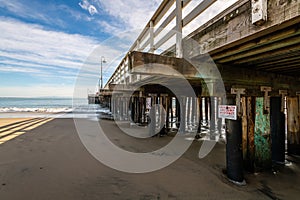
[[0, 0, 237, 97]]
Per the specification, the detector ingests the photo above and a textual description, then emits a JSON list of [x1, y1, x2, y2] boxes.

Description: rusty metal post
[[246, 96, 256, 172], [241, 97, 248, 163], [287, 97, 300, 155]]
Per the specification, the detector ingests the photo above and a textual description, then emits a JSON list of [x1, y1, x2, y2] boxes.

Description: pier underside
[[98, 0, 300, 183]]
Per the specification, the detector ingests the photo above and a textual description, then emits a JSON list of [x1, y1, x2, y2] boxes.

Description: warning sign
[[218, 105, 237, 120]]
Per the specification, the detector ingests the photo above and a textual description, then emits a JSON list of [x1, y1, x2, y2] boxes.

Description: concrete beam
[[128, 51, 220, 80]]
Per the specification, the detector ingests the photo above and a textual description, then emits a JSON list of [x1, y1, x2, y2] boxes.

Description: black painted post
[[270, 97, 285, 164], [226, 97, 245, 184], [226, 118, 245, 184], [142, 97, 146, 123], [130, 97, 135, 123], [109, 96, 112, 112]]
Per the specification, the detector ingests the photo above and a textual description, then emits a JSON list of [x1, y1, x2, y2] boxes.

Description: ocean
[[0, 97, 109, 118]]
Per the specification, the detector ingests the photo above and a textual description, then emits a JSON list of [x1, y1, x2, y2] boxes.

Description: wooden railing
[[104, 0, 236, 88]]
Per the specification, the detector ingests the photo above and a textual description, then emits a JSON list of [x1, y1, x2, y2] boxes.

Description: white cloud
[[0, 17, 125, 97], [98, 0, 162, 31], [0, 17, 98, 70], [79, 0, 98, 16]]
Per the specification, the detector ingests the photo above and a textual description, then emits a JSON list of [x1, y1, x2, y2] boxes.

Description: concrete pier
[[96, 0, 300, 184]]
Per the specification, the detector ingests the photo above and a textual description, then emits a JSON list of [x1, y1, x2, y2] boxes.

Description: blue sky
[[0, 0, 237, 97], [0, 0, 162, 97]]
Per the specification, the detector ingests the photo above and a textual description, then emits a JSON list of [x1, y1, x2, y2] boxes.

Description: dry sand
[[0, 118, 299, 200]]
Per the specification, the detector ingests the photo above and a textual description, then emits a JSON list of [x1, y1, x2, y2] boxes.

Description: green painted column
[[254, 97, 272, 170]]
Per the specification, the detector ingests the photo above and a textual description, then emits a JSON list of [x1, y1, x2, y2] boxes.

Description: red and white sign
[[218, 105, 237, 120]]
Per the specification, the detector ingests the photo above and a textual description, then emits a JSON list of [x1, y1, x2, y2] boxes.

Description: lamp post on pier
[[100, 56, 106, 90]]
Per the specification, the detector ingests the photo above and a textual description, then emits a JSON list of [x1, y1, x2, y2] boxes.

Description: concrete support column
[[210, 97, 216, 132], [166, 96, 170, 131], [141, 97, 146, 124], [197, 97, 203, 133], [204, 97, 209, 126], [126, 97, 131, 121], [166, 97, 171, 132], [217, 97, 223, 135], [130, 96, 135, 123], [186, 97, 191, 131], [179, 96, 187, 134], [176, 97, 180, 129], [117, 96, 121, 120], [149, 94, 157, 136], [112, 96, 116, 119], [159, 94, 168, 135], [119, 97, 124, 120], [135, 96, 140, 123], [170, 97, 175, 129], [192, 96, 198, 132]]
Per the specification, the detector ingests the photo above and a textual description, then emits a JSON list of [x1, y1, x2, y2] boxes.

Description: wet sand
[[0, 118, 299, 199]]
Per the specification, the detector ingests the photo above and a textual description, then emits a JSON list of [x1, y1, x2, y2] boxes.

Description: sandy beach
[[0, 117, 299, 200]]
